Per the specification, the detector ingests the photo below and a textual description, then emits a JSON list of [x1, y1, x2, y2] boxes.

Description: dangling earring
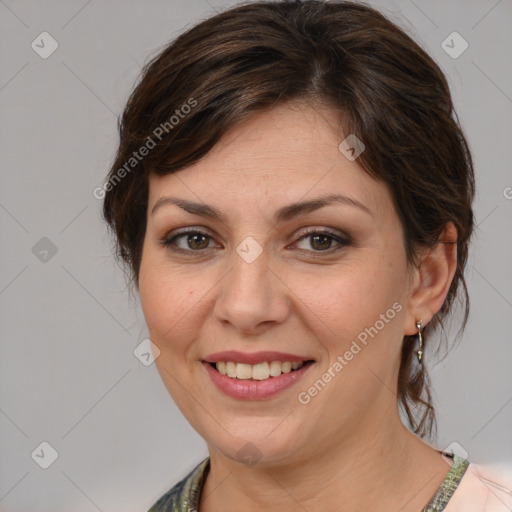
[[416, 320, 423, 363]]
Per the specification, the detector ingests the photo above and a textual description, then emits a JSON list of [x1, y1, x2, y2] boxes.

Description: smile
[[213, 360, 305, 380], [202, 357, 315, 400]]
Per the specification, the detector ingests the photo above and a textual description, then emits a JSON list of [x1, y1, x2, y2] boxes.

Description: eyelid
[[293, 226, 351, 244], [159, 227, 218, 250], [290, 228, 352, 255], [159, 225, 352, 255]]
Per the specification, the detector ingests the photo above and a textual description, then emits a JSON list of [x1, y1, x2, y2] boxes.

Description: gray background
[[1, 0, 511, 510]]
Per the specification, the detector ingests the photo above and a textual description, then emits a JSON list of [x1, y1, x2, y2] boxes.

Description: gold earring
[[416, 320, 423, 363]]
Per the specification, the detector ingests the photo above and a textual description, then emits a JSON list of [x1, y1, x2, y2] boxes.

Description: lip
[[203, 350, 314, 365], [202, 360, 315, 400]]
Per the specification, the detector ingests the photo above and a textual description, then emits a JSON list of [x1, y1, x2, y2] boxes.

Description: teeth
[[269, 360, 282, 377], [226, 362, 237, 378], [236, 363, 252, 379], [214, 360, 305, 380], [252, 362, 270, 380]]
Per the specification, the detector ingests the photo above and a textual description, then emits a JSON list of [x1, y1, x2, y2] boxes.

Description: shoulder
[[445, 460, 512, 512], [147, 457, 210, 512]]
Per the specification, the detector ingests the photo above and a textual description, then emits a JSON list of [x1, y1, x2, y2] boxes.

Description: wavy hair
[[102, 0, 475, 438]]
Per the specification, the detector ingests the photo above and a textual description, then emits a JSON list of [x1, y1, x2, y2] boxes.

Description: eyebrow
[[151, 193, 373, 222]]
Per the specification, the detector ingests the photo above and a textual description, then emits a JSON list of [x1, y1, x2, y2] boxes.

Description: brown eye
[[161, 230, 217, 252], [186, 233, 210, 250], [294, 229, 351, 253], [310, 233, 334, 251]]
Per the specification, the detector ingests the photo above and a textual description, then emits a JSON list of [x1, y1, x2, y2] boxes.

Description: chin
[[203, 418, 310, 468]]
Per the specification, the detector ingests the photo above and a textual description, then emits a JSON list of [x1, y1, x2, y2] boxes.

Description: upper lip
[[203, 351, 314, 365]]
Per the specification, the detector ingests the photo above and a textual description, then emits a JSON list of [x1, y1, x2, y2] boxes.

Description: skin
[[138, 100, 458, 512]]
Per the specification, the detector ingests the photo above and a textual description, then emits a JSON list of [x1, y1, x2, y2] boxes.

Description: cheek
[[292, 260, 401, 343], [138, 253, 203, 349], [138, 263, 207, 405]]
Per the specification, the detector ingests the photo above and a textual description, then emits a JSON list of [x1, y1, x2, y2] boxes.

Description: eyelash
[[159, 228, 352, 256]]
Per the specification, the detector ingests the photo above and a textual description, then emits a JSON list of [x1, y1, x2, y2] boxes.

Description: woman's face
[[139, 101, 418, 466]]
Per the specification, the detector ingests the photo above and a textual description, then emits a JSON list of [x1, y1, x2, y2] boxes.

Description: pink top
[[445, 461, 512, 511]]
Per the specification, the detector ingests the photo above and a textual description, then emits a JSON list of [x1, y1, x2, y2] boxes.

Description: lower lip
[[202, 361, 314, 400]]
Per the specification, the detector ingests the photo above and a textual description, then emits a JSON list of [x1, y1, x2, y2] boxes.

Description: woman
[[101, 1, 511, 510]]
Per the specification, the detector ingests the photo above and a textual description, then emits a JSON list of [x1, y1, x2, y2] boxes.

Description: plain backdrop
[[1, 0, 511, 510]]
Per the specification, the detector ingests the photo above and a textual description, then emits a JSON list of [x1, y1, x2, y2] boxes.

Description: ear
[[404, 222, 458, 336]]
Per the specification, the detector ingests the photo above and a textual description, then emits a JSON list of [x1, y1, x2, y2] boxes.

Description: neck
[[199, 412, 449, 512]]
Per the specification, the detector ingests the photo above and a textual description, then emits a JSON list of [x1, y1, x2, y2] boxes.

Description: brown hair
[[101, 0, 475, 439]]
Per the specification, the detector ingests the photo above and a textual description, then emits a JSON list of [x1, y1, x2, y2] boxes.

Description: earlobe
[[404, 222, 458, 335]]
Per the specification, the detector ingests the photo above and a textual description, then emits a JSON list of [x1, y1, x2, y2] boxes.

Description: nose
[[213, 245, 290, 334]]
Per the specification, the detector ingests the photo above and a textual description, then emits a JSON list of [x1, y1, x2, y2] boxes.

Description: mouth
[[202, 357, 315, 400], [206, 360, 315, 381]]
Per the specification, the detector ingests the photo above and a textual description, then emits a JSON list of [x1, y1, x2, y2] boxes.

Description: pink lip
[[203, 350, 313, 365], [202, 360, 315, 400]]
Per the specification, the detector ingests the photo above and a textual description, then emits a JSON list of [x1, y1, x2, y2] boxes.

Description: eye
[[292, 229, 351, 253], [160, 229, 218, 252], [159, 228, 351, 255]]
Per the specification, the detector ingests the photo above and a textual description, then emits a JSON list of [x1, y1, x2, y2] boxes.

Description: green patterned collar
[[148, 452, 470, 511], [148, 457, 210, 511], [422, 452, 470, 511]]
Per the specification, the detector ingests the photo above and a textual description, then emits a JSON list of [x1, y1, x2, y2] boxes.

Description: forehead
[[147, 102, 392, 220]]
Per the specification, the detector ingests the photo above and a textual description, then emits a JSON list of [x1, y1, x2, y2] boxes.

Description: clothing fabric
[[148, 457, 209, 512], [147, 452, 512, 511]]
